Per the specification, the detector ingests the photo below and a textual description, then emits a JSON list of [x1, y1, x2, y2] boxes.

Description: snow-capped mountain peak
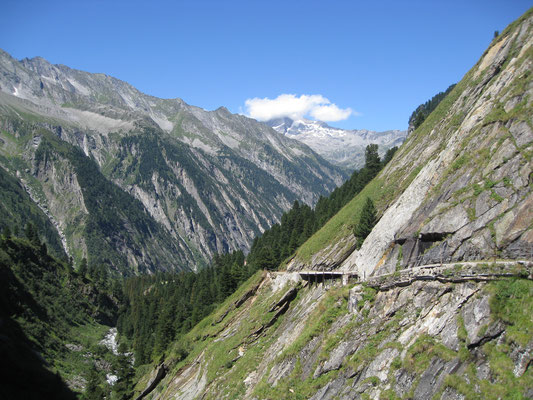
[[266, 118, 407, 170]]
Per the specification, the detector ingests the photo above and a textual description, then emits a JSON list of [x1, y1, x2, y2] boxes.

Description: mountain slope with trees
[[0, 165, 65, 257], [408, 83, 456, 133], [0, 228, 121, 398], [132, 9, 533, 399], [116, 145, 397, 367]]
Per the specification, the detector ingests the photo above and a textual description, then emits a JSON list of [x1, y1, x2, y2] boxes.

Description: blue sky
[[1, 1, 531, 131]]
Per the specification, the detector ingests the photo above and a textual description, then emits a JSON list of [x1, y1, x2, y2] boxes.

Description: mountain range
[[267, 117, 406, 170], [0, 50, 346, 274]]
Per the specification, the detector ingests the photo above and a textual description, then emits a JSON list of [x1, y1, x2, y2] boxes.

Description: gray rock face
[[149, 260, 532, 399], [414, 358, 461, 400]]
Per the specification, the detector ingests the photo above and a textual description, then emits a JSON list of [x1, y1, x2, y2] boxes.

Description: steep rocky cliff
[[287, 8, 533, 276], [133, 9, 533, 398], [0, 51, 345, 272]]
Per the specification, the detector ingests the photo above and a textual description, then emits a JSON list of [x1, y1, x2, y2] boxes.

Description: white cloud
[[244, 94, 355, 122], [309, 103, 353, 121]]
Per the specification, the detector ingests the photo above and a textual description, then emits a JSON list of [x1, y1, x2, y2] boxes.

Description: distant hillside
[[0, 165, 65, 258], [0, 50, 345, 274]]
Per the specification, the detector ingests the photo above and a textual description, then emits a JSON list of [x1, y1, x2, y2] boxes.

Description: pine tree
[[230, 262, 245, 286], [382, 146, 398, 166], [2, 226, 11, 239], [257, 246, 277, 270], [113, 345, 134, 400], [218, 263, 234, 300], [25, 222, 40, 246], [39, 242, 48, 257], [364, 144, 381, 176], [82, 366, 104, 400], [154, 304, 175, 356], [354, 197, 377, 249], [78, 258, 88, 277]]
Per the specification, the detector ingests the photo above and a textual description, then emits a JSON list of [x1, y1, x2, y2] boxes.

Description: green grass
[[357, 286, 377, 308], [488, 278, 533, 346], [467, 207, 476, 221], [69, 323, 110, 348], [253, 362, 339, 400], [292, 168, 417, 265], [490, 190, 504, 203], [346, 310, 406, 373], [280, 285, 350, 359], [150, 271, 299, 398], [451, 154, 470, 171], [439, 350, 533, 400], [59, 323, 114, 389], [456, 315, 468, 343], [294, 178, 386, 262], [402, 334, 456, 374]]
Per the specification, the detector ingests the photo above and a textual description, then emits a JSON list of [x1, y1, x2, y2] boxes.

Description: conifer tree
[[154, 305, 175, 356], [25, 222, 40, 246], [82, 366, 103, 400], [354, 197, 377, 249], [78, 258, 88, 277], [114, 344, 134, 400], [230, 262, 245, 286], [2, 226, 11, 239], [39, 242, 48, 257], [364, 144, 381, 176], [257, 246, 277, 270], [382, 146, 398, 166]]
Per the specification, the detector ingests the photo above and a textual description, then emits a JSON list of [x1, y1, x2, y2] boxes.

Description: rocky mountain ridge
[[267, 117, 406, 170], [0, 50, 345, 273]]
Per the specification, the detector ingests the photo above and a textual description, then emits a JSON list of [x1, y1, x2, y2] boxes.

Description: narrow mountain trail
[[278, 259, 533, 291]]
